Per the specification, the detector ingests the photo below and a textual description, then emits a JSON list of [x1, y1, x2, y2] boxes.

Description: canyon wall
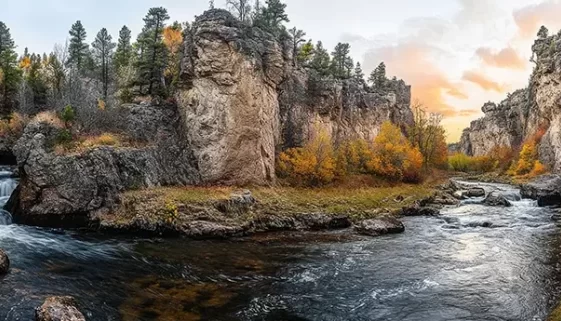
[[176, 9, 413, 185], [460, 29, 561, 171]]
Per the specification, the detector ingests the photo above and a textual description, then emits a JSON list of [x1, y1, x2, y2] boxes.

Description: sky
[[3, 0, 561, 142]]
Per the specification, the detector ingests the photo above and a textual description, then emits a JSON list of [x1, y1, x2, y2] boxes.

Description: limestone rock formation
[[521, 174, 561, 206], [460, 29, 561, 171], [176, 9, 413, 185], [7, 103, 200, 226]]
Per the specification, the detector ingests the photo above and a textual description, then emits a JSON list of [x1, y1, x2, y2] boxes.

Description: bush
[[366, 121, 424, 181], [0, 112, 26, 138], [471, 156, 495, 173], [59, 105, 75, 128], [95, 133, 118, 146], [277, 127, 336, 186], [448, 153, 473, 172], [509, 140, 538, 175], [56, 129, 73, 146], [529, 161, 547, 177], [335, 139, 374, 176]]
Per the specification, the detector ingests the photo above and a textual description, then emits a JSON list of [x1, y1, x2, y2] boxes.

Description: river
[[0, 168, 560, 320]]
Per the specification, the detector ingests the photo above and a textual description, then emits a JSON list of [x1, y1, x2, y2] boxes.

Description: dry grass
[[0, 112, 28, 138], [81, 133, 119, 148], [33, 111, 65, 128], [125, 182, 437, 219]]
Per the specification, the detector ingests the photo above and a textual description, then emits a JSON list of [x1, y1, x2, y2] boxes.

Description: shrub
[[34, 111, 65, 128], [0, 112, 26, 138], [511, 141, 538, 175], [529, 160, 547, 177], [56, 129, 73, 146], [59, 105, 75, 128], [488, 145, 516, 173], [471, 156, 495, 173], [96, 133, 118, 146], [448, 153, 473, 172], [277, 127, 336, 186], [335, 139, 374, 176], [366, 121, 424, 181]]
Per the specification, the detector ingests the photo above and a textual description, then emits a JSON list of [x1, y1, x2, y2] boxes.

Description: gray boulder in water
[[467, 188, 486, 198], [354, 218, 405, 237], [0, 249, 9, 274], [521, 175, 561, 207], [483, 192, 512, 207], [35, 296, 85, 321]]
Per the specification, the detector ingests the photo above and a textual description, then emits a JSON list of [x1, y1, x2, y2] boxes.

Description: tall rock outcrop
[[176, 9, 413, 185], [460, 29, 561, 171]]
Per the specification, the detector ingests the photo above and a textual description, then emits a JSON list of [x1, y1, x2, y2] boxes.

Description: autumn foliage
[[278, 122, 424, 186]]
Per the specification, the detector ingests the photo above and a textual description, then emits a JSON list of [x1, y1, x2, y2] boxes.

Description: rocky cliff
[[460, 30, 561, 171], [7, 9, 415, 226], [176, 9, 413, 185]]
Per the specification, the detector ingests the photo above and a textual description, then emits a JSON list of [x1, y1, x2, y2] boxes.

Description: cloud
[[462, 70, 506, 92], [513, 1, 561, 39], [364, 43, 466, 117], [457, 109, 482, 117], [475, 47, 527, 70]]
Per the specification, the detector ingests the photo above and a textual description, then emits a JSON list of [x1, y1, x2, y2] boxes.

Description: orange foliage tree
[[367, 121, 424, 182], [162, 23, 183, 88], [277, 126, 336, 186], [408, 101, 448, 170]]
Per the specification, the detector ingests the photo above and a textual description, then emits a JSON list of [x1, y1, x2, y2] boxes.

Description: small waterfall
[[0, 167, 17, 225]]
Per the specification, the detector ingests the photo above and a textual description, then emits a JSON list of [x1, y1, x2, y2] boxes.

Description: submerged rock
[[35, 296, 85, 321], [354, 218, 405, 237], [0, 249, 9, 274], [467, 188, 486, 198], [483, 192, 512, 207], [521, 175, 561, 207]]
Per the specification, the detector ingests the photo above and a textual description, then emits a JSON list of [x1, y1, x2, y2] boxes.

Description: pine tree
[[254, 0, 289, 33], [289, 27, 306, 67], [310, 41, 330, 76], [369, 62, 387, 90], [330, 43, 352, 79], [67, 21, 89, 71], [114, 26, 132, 71], [136, 7, 170, 96], [92, 28, 116, 100], [538, 25, 549, 39], [209, 0, 215, 9], [27, 53, 48, 107], [353, 62, 364, 82], [297, 40, 314, 67], [44, 53, 65, 98], [0, 22, 21, 114]]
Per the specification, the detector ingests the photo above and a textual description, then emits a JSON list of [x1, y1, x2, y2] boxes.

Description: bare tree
[[408, 100, 447, 170], [226, 0, 252, 22]]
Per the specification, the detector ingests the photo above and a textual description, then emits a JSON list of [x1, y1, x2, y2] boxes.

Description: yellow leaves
[[366, 121, 424, 182], [278, 126, 335, 186], [163, 26, 182, 54], [512, 140, 538, 175], [19, 56, 31, 71]]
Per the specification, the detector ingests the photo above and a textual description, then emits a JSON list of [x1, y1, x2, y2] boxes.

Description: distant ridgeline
[[459, 25, 561, 172]]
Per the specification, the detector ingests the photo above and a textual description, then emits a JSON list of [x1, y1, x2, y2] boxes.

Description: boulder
[[354, 218, 405, 237], [35, 296, 85, 321], [0, 249, 9, 274], [483, 192, 512, 207], [181, 221, 246, 239], [400, 205, 440, 217], [521, 175, 561, 207], [453, 190, 468, 200], [420, 191, 459, 207], [467, 188, 486, 198]]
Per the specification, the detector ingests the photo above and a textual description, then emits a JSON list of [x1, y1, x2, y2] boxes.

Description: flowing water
[[0, 170, 560, 321]]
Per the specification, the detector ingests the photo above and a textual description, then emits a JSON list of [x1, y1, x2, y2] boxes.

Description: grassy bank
[[97, 179, 440, 236]]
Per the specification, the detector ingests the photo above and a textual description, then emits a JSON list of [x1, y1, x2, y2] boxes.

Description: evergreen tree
[[369, 62, 387, 90], [353, 62, 365, 83], [0, 22, 21, 114], [289, 27, 306, 67], [67, 21, 89, 71], [136, 7, 170, 96], [45, 53, 65, 98], [114, 26, 132, 71], [209, 0, 215, 9], [254, 0, 289, 34], [27, 53, 48, 107], [297, 40, 314, 67], [92, 28, 116, 100], [310, 41, 330, 76], [330, 43, 352, 79], [538, 25, 549, 39]]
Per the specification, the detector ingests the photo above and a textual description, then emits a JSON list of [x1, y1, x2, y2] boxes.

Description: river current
[[0, 169, 560, 320]]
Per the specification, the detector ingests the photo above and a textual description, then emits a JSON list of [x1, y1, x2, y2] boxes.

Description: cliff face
[[460, 30, 561, 171], [8, 9, 415, 225], [176, 9, 413, 185]]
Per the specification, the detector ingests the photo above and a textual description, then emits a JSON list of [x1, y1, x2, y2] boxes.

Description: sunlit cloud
[[475, 47, 527, 70], [513, 0, 561, 39], [462, 70, 507, 93]]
